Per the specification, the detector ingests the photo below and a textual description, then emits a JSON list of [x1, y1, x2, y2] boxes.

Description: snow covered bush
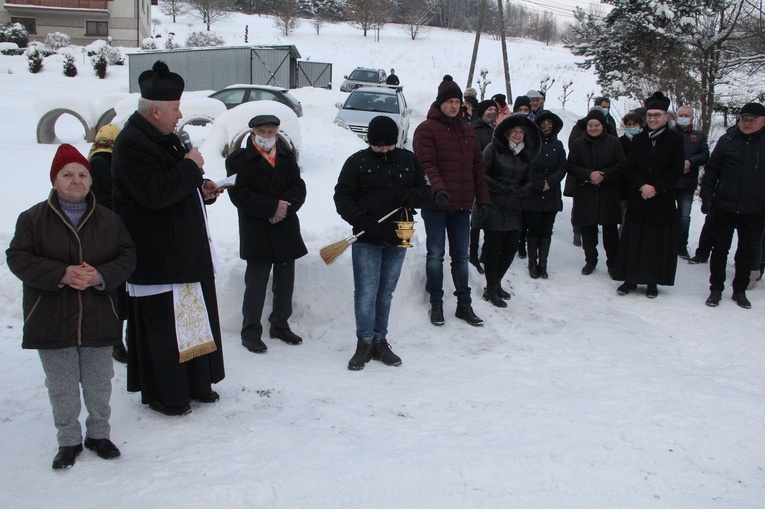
[[0, 22, 29, 48], [44, 32, 70, 50], [186, 31, 224, 48], [165, 33, 177, 49], [0, 42, 22, 55], [91, 47, 108, 79], [63, 53, 77, 77], [105, 45, 124, 65], [27, 47, 43, 73], [142, 37, 157, 50]]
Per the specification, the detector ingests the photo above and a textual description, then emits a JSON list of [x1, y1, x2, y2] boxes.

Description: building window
[[86, 21, 108, 37], [11, 17, 36, 35]]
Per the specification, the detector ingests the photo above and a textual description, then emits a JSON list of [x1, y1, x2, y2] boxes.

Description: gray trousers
[[38, 346, 114, 446]]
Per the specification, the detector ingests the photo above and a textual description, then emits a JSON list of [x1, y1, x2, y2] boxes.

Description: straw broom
[[320, 208, 401, 265]]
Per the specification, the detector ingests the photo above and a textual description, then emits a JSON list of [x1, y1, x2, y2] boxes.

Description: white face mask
[[676, 117, 692, 126], [255, 135, 276, 151]]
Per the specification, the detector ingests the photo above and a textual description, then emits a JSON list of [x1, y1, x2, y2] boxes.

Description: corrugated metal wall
[[296, 61, 332, 89], [127, 45, 330, 93]]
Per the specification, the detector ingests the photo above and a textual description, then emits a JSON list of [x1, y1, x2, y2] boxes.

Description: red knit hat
[[436, 75, 463, 106], [50, 143, 90, 184]]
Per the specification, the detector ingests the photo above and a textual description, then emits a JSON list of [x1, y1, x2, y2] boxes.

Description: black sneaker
[[617, 282, 637, 295], [705, 291, 722, 307], [688, 255, 708, 264], [348, 341, 373, 371], [732, 291, 752, 309], [646, 284, 659, 299], [430, 303, 445, 326], [455, 305, 484, 326], [372, 339, 402, 366]]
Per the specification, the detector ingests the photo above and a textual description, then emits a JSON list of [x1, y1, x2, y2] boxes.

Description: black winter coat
[[90, 152, 113, 210], [335, 147, 430, 246], [623, 127, 685, 224], [568, 115, 618, 151], [471, 118, 495, 150], [6, 191, 136, 349], [700, 125, 765, 216], [474, 115, 540, 232], [226, 137, 308, 262], [523, 111, 566, 213], [674, 125, 710, 191], [568, 132, 625, 227], [112, 112, 215, 285]]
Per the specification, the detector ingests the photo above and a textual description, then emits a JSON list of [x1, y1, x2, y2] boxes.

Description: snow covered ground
[[0, 11, 763, 509]]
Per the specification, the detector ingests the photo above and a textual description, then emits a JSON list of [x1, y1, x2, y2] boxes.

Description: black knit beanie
[[367, 115, 399, 146]]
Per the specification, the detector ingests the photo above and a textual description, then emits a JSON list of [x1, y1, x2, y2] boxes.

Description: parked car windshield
[[348, 69, 380, 82], [343, 91, 400, 114]]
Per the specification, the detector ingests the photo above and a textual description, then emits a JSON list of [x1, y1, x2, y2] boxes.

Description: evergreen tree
[[63, 53, 77, 77]]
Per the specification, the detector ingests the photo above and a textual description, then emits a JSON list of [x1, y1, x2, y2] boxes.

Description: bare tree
[[399, 0, 432, 40], [346, 0, 393, 37], [559, 80, 573, 110], [159, 0, 189, 23], [188, 0, 233, 31], [273, 0, 301, 36]]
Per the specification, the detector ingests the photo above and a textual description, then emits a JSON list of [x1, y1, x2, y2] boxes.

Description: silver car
[[334, 86, 412, 148], [339, 67, 386, 93]]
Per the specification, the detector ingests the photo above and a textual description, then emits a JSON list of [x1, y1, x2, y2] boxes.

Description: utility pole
[[466, 0, 487, 90], [497, 0, 512, 102]]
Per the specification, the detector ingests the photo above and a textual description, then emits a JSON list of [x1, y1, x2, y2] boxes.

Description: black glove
[[700, 201, 710, 215], [476, 204, 490, 222], [357, 216, 380, 233], [434, 189, 450, 207]]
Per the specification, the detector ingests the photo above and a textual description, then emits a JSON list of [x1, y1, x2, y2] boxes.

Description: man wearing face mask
[[226, 115, 308, 354], [595, 97, 618, 136], [673, 106, 710, 260]]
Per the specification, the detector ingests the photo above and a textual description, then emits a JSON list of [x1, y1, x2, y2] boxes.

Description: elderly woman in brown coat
[[6, 144, 135, 470]]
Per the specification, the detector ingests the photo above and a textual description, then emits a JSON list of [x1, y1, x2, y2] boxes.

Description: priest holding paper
[[111, 61, 225, 416], [225, 115, 308, 354]]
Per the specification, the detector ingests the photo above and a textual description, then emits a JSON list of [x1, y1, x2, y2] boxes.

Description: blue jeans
[[676, 188, 694, 250], [421, 208, 471, 307], [352, 242, 407, 343]]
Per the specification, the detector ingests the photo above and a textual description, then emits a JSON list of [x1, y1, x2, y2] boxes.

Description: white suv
[[334, 86, 412, 148]]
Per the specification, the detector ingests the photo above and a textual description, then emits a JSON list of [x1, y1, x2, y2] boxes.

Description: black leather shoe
[[455, 305, 484, 326], [617, 282, 637, 295], [52, 444, 83, 469], [688, 255, 708, 264], [498, 286, 511, 300], [678, 248, 691, 260], [581, 263, 596, 275], [705, 291, 722, 307], [732, 291, 752, 309], [242, 337, 267, 353], [149, 401, 192, 416], [84, 437, 121, 459], [430, 303, 445, 326], [112, 343, 128, 364], [270, 328, 303, 345], [191, 390, 220, 403], [646, 284, 659, 299]]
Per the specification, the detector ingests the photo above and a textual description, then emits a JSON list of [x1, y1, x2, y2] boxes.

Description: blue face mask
[[625, 127, 641, 136], [676, 117, 691, 126], [602, 108, 609, 116]]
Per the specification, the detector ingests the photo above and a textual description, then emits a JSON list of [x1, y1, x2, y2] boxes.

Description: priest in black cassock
[[112, 61, 225, 416], [612, 92, 685, 299]]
